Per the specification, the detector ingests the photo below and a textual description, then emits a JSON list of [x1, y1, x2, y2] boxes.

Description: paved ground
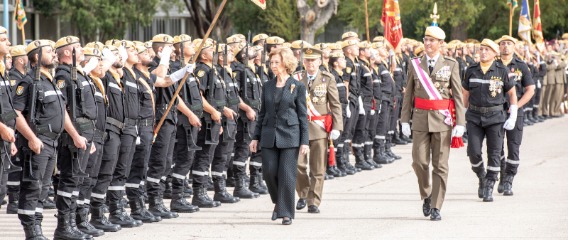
[[2, 116, 567, 239]]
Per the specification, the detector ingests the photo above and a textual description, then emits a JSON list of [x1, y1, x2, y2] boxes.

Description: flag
[[507, 0, 518, 10], [381, 0, 403, 50], [251, 0, 266, 10], [517, 0, 531, 42], [533, 0, 544, 50], [14, 0, 27, 30]]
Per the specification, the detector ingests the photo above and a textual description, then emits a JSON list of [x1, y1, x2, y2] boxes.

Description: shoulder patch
[[57, 79, 66, 89], [197, 70, 205, 78], [346, 67, 352, 74], [16, 86, 24, 95]]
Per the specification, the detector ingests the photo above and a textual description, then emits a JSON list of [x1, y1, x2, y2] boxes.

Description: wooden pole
[[21, 28, 26, 45], [364, 0, 371, 42], [153, 0, 228, 140], [509, 7, 513, 36]]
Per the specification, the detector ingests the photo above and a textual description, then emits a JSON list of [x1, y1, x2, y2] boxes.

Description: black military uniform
[[353, 57, 378, 170], [463, 60, 515, 202], [342, 54, 360, 173], [373, 62, 395, 164], [498, 54, 534, 196], [531, 60, 547, 120], [389, 56, 406, 155], [232, 58, 264, 198], [13, 41, 65, 239], [329, 67, 352, 175]]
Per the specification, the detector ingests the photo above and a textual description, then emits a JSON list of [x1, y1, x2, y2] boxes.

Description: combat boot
[[89, 206, 121, 232], [108, 202, 141, 228], [498, 160, 506, 193], [364, 144, 381, 168], [374, 140, 393, 165], [476, 171, 486, 199], [503, 175, 515, 196], [148, 196, 179, 219], [393, 134, 408, 145], [54, 213, 90, 240], [213, 176, 240, 203], [130, 197, 160, 223], [483, 179, 496, 202], [249, 175, 268, 194], [192, 187, 221, 208], [23, 224, 48, 240], [354, 146, 373, 170], [233, 176, 260, 199], [76, 206, 104, 237], [6, 191, 18, 214], [43, 197, 56, 209], [170, 192, 200, 213], [385, 138, 401, 160], [163, 177, 173, 199], [206, 176, 215, 191]]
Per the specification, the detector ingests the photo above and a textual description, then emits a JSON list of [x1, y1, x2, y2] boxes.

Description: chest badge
[[489, 76, 503, 97], [16, 86, 24, 95], [57, 79, 66, 89]]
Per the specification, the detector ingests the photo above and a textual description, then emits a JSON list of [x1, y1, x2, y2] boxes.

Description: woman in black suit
[[250, 47, 309, 225]]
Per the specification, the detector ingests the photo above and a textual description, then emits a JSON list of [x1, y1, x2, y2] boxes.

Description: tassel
[[451, 136, 464, 148], [328, 140, 336, 166]]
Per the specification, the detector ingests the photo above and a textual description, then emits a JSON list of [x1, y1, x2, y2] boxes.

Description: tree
[[297, 0, 339, 44]]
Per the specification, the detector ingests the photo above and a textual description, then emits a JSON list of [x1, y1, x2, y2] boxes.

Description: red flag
[[381, 0, 403, 50], [251, 0, 266, 10], [533, 0, 544, 51]]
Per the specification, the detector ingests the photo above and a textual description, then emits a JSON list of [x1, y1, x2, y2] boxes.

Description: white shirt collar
[[307, 70, 319, 80]]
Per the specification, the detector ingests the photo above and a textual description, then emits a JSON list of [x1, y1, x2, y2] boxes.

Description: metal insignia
[[314, 84, 327, 97], [312, 96, 319, 103], [232, 72, 237, 79], [10, 80, 16, 86], [57, 80, 66, 89], [16, 86, 24, 95], [197, 70, 205, 78], [346, 67, 352, 74]]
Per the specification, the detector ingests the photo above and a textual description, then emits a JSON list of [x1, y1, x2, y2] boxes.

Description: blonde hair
[[269, 47, 298, 74]]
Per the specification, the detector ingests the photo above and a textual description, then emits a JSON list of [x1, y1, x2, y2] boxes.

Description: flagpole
[[153, 0, 228, 140], [364, 0, 370, 42], [509, 6, 513, 36], [21, 27, 25, 44]]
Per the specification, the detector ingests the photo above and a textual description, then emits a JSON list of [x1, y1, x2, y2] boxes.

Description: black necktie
[[428, 59, 435, 74]]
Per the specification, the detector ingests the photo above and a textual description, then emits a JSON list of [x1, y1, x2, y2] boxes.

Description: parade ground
[[2, 116, 567, 239]]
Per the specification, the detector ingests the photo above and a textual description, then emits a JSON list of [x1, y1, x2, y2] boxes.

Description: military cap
[[214, 44, 229, 54], [329, 43, 342, 51], [283, 42, 291, 48], [226, 35, 242, 44], [447, 43, 456, 49], [104, 45, 118, 53], [105, 39, 121, 47], [329, 52, 345, 58], [55, 36, 81, 49], [303, 47, 322, 59], [342, 31, 359, 40], [234, 34, 246, 42], [152, 34, 174, 44], [193, 38, 214, 55], [85, 42, 105, 50], [10, 45, 27, 57], [291, 40, 312, 50], [266, 36, 285, 45], [372, 36, 385, 43], [173, 34, 192, 45], [83, 47, 101, 57], [26, 40, 52, 54], [136, 45, 147, 54], [480, 39, 499, 54], [342, 39, 359, 49], [425, 26, 446, 40], [358, 41, 371, 49], [414, 45, 425, 56], [456, 42, 466, 49], [562, 33, 568, 40], [0, 26, 7, 35], [495, 35, 518, 44], [252, 33, 269, 43], [313, 43, 329, 50], [122, 40, 136, 49], [144, 41, 152, 49]]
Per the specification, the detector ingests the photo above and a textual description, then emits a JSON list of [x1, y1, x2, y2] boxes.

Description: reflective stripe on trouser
[[77, 141, 103, 207], [171, 124, 198, 195], [334, 105, 349, 167], [466, 121, 505, 181], [107, 126, 136, 202], [146, 121, 176, 198], [373, 101, 391, 148], [90, 130, 121, 207], [126, 125, 153, 200], [18, 144, 56, 226], [56, 137, 91, 214], [233, 118, 252, 177], [192, 119, 221, 188]]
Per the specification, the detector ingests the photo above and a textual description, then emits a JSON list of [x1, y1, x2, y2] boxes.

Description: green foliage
[[260, 0, 300, 41]]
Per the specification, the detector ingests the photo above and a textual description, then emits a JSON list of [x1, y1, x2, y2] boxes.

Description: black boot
[[163, 177, 173, 199], [326, 166, 338, 178], [476, 171, 486, 199], [385, 137, 401, 160], [344, 145, 360, 172], [483, 179, 495, 202], [401, 133, 412, 143], [108, 202, 141, 228], [354, 147, 373, 170], [213, 177, 240, 203], [249, 175, 268, 194], [184, 178, 194, 195], [364, 144, 381, 168], [503, 175, 514, 196], [54, 213, 90, 240], [43, 197, 56, 209], [148, 196, 179, 219], [338, 155, 355, 175], [206, 176, 215, 191], [130, 198, 160, 223], [498, 160, 506, 193], [331, 166, 344, 177], [170, 194, 200, 213], [76, 206, 104, 237], [374, 140, 393, 165], [89, 206, 121, 232], [6, 191, 18, 214], [192, 186, 221, 207], [233, 176, 259, 199], [23, 224, 48, 240], [393, 134, 408, 145]]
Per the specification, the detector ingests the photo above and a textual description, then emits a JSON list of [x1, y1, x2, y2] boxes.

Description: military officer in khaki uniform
[[400, 26, 466, 221], [295, 47, 343, 214]]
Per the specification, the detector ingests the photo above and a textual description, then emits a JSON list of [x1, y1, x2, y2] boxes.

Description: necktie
[[428, 59, 435, 74]]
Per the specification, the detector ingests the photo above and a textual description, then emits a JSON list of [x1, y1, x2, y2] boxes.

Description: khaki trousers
[[538, 85, 548, 116], [551, 83, 565, 116], [296, 138, 327, 206], [411, 130, 451, 210]]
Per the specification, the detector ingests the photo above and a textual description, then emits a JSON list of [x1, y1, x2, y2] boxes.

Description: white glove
[[537, 80, 542, 88], [330, 130, 341, 140], [358, 96, 365, 115], [346, 101, 351, 118], [370, 109, 375, 115], [451, 125, 465, 138], [401, 122, 411, 137], [118, 46, 128, 65], [503, 105, 518, 130], [169, 66, 188, 83], [186, 63, 195, 74], [83, 57, 99, 75], [159, 46, 173, 66], [101, 48, 116, 64]]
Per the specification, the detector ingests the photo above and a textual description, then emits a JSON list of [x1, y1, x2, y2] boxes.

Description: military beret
[[104, 45, 118, 53], [562, 33, 568, 40], [55, 36, 81, 49], [193, 38, 214, 55], [425, 26, 446, 40], [233, 34, 246, 42], [105, 39, 121, 47], [26, 40, 52, 54], [85, 42, 105, 50], [328, 43, 342, 51], [136, 45, 147, 54], [174, 34, 192, 44], [282, 42, 291, 48], [302, 47, 322, 59], [372, 36, 385, 43], [152, 34, 174, 44], [214, 43, 230, 54], [291, 40, 311, 50], [266, 36, 285, 45], [144, 41, 152, 49], [313, 43, 329, 51], [122, 40, 136, 49], [342, 40, 359, 49], [481, 38, 500, 54], [252, 33, 268, 43], [342, 31, 359, 40], [414, 45, 425, 56], [495, 35, 518, 44], [10, 45, 27, 57], [329, 52, 345, 58], [226, 35, 242, 44], [83, 47, 101, 58], [358, 41, 371, 49]]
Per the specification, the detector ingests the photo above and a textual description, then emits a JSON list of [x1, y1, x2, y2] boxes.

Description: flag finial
[[430, 3, 439, 26]]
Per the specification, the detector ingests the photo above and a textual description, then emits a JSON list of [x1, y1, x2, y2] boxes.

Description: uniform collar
[[426, 53, 440, 66]]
